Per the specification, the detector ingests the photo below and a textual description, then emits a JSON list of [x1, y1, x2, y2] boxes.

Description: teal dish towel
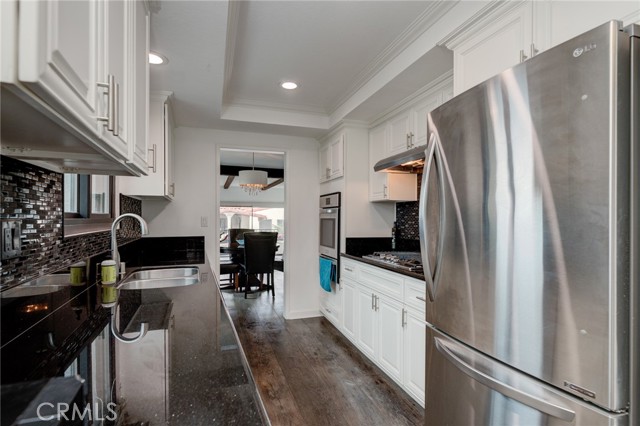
[[319, 257, 333, 292]]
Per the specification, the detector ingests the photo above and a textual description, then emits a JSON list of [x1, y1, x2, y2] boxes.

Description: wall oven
[[319, 192, 340, 260]]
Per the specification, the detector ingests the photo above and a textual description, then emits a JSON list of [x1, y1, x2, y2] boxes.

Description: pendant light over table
[[238, 153, 268, 195]]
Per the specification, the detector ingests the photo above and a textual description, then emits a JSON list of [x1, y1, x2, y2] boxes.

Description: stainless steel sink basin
[[118, 267, 200, 290]]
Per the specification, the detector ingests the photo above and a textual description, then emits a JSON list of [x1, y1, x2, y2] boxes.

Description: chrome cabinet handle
[[383, 184, 388, 198], [169, 183, 175, 196], [415, 296, 427, 302], [371, 293, 375, 310], [530, 43, 539, 58], [97, 74, 116, 133], [345, 266, 353, 272], [409, 132, 415, 148], [148, 144, 157, 173], [113, 81, 119, 136], [520, 49, 528, 63], [406, 133, 410, 149], [401, 308, 407, 327]]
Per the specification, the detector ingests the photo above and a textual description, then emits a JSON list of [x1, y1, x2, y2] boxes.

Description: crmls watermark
[[36, 398, 117, 422]]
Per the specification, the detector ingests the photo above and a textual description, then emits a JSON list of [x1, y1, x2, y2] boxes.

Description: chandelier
[[238, 152, 268, 195]]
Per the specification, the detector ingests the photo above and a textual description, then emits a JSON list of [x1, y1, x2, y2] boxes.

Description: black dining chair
[[240, 232, 278, 299]]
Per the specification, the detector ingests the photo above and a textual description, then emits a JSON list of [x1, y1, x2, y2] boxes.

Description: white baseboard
[[283, 309, 322, 320]]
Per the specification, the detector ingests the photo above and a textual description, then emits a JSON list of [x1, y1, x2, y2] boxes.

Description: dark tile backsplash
[[396, 201, 419, 240], [395, 171, 421, 241], [1, 156, 142, 289]]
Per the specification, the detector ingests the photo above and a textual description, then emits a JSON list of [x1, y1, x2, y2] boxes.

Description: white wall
[[141, 126, 321, 320]]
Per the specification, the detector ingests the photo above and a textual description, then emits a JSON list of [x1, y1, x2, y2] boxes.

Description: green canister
[[69, 261, 86, 285], [101, 260, 117, 285]]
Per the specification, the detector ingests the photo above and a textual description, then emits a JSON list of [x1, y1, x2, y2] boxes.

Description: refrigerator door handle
[[434, 337, 576, 422], [419, 132, 448, 302], [419, 135, 437, 301]]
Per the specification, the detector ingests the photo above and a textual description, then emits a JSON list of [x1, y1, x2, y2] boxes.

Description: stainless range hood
[[373, 145, 426, 173]]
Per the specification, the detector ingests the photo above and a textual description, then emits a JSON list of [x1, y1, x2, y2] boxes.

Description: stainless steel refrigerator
[[420, 21, 638, 425]]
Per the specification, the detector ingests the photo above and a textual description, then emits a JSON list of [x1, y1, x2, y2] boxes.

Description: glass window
[[64, 174, 79, 214], [63, 174, 114, 236], [91, 175, 110, 214]]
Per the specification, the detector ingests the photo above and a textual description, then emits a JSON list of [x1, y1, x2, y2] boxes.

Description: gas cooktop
[[362, 251, 423, 273]]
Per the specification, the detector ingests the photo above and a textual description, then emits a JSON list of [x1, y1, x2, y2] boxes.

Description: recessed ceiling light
[[149, 52, 168, 65], [280, 81, 298, 90]]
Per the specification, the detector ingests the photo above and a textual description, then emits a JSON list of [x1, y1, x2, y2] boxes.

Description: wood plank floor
[[221, 271, 425, 426]]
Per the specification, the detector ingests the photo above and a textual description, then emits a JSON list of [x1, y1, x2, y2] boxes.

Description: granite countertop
[[116, 256, 269, 425], [341, 253, 426, 281], [1, 237, 268, 426]]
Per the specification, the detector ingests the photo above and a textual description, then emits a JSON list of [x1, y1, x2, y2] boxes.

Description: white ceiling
[[149, 1, 456, 139]]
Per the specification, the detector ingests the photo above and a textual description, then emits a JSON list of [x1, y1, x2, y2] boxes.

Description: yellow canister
[[101, 260, 117, 285], [101, 285, 117, 307], [69, 261, 87, 285]]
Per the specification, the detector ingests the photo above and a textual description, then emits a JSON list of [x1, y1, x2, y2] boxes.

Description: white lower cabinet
[[341, 278, 357, 343], [332, 256, 426, 406], [319, 278, 342, 329], [403, 308, 426, 403], [376, 295, 404, 382], [356, 286, 377, 359]]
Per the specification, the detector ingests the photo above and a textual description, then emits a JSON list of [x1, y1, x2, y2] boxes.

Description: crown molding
[[369, 70, 452, 128], [438, 0, 525, 48], [328, 0, 459, 115]]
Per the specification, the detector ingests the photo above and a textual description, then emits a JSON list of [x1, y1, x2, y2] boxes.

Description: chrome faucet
[[111, 213, 149, 279]]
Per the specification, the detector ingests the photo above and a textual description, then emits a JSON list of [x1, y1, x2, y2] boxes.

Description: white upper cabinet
[[368, 76, 451, 202], [17, 0, 101, 137], [443, 1, 540, 96], [1, 0, 150, 176], [319, 133, 344, 183], [443, 1, 640, 96], [120, 93, 175, 200]]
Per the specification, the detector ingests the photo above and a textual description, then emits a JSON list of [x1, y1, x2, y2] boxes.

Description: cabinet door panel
[[18, 0, 100, 134], [341, 280, 357, 342], [404, 311, 426, 404], [387, 112, 410, 155], [99, 0, 129, 156], [453, 3, 532, 94], [130, 0, 149, 170], [412, 96, 441, 148], [356, 288, 376, 358], [377, 297, 403, 381], [369, 125, 388, 201]]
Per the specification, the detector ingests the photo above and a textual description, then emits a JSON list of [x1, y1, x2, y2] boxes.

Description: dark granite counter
[[1, 237, 268, 425], [116, 256, 268, 425], [341, 253, 426, 281]]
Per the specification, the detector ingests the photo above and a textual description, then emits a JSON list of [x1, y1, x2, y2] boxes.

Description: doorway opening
[[218, 149, 286, 307]]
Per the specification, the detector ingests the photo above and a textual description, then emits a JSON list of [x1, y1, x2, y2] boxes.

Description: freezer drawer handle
[[434, 337, 575, 422]]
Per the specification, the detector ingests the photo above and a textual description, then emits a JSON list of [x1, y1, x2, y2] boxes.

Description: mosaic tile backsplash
[[1, 156, 142, 289], [395, 171, 421, 240]]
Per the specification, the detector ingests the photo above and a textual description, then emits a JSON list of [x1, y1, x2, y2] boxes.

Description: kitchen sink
[[118, 267, 200, 290]]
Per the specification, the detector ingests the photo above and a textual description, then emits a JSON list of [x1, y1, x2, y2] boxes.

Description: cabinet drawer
[[404, 277, 426, 315], [359, 264, 404, 301], [341, 258, 359, 281]]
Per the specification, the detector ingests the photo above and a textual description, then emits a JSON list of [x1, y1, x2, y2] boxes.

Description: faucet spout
[[111, 213, 149, 280]]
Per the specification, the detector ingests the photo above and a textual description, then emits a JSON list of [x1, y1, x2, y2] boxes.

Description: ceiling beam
[[220, 165, 284, 178], [262, 178, 284, 191], [223, 175, 235, 189]]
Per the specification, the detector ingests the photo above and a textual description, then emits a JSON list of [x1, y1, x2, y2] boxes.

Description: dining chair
[[240, 232, 278, 299]]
